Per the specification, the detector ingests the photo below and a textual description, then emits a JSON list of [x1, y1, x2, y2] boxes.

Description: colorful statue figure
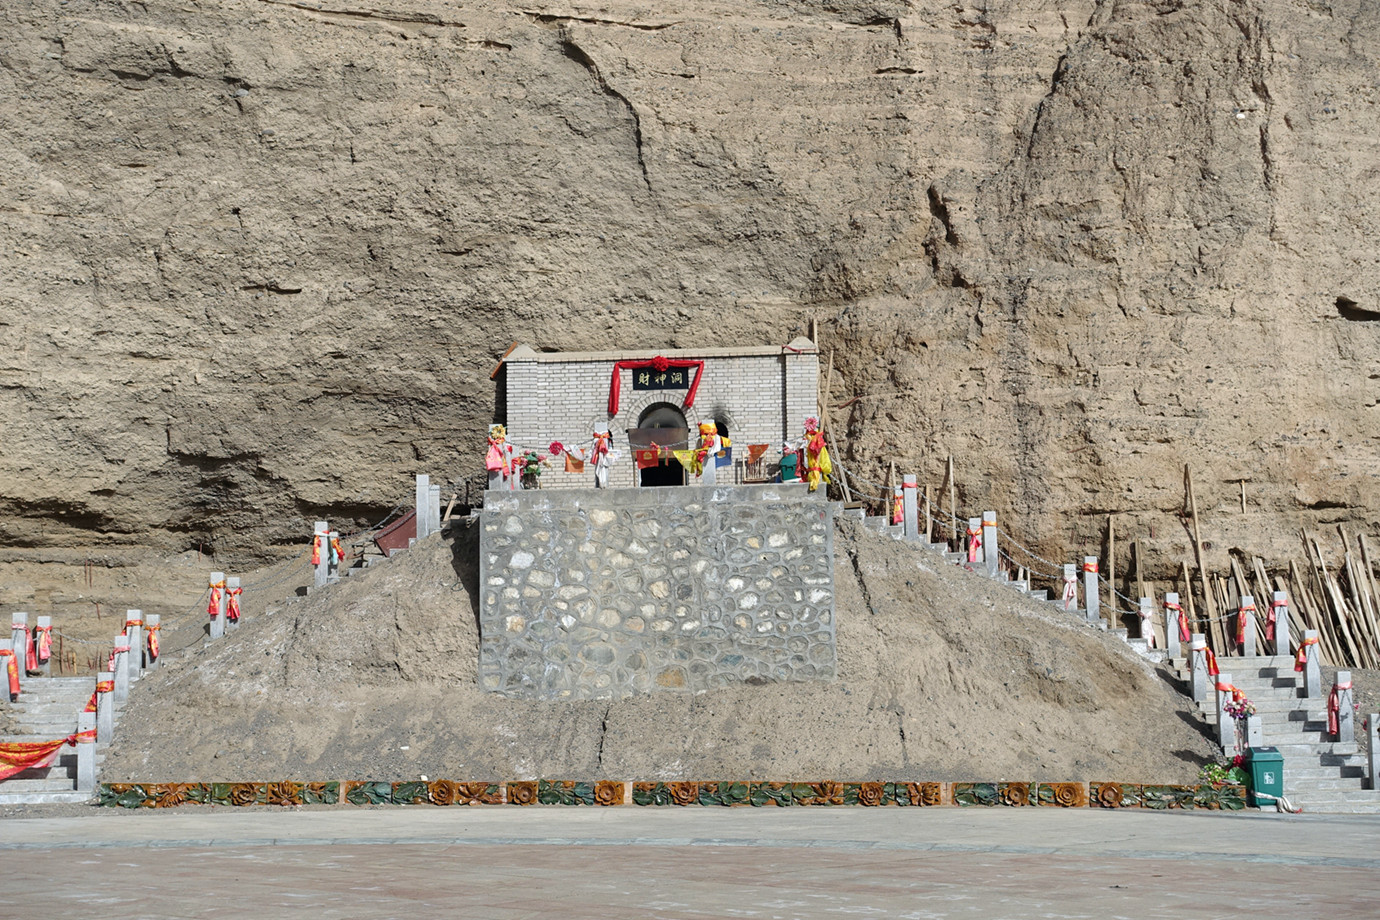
[[694, 421, 721, 484], [518, 450, 549, 490], [486, 424, 516, 490], [802, 417, 831, 492], [778, 442, 799, 482], [591, 426, 613, 488]]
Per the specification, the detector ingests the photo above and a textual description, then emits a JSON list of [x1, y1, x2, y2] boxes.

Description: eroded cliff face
[[1, 0, 1377, 572]]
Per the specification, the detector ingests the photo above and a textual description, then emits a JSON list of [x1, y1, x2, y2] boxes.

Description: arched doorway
[[633, 403, 688, 487]]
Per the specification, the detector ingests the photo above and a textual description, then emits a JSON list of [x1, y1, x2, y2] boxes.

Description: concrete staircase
[[1170, 655, 1380, 814], [851, 505, 1379, 813], [1, 676, 100, 804]]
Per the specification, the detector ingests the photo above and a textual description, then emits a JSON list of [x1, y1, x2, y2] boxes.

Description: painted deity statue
[[694, 421, 721, 484], [803, 416, 831, 493], [486, 424, 517, 491], [591, 426, 613, 488]]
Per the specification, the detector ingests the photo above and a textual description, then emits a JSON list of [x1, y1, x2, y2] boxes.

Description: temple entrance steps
[[1164, 656, 1380, 814], [1, 676, 103, 804]]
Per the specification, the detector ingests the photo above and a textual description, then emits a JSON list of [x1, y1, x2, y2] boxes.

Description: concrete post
[[209, 570, 227, 639], [144, 614, 160, 671], [1246, 714, 1263, 748], [313, 524, 329, 589], [902, 476, 919, 542], [415, 475, 431, 538], [1216, 671, 1235, 751], [0, 638, 14, 702], [1061, 564, 1078, 612], [226, 577, 241, 629], [327, 532, 341, 584], [124, 610, 143, 678], [1239, 595, 1257, 657], [1334, 670, 1355, 743], [76, 710, 95, 794], [1303, 629, 1321, 698], [112, 636, 130, 702], [1164, 593, 1183, 659], [982, 511, 999, 578], [1271, 590, 1290, 657], [96, 670, 114, 744], [35, 615, 51, 677], [1138, 597, 1155, 647], [1083, 556, 1100, 624], [429, 483, 442, 534], [966, 517, 983, 565], [1190, 634, 1209, 702], [9, 612, 24, 675], [1368, 713, 1379, 790]]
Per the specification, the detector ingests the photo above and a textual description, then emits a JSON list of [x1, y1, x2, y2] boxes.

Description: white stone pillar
[[982, 511, 999, 578], [1216, 671, 1236, 751], [226, 577, 241, 629], [313, 524, 329, 589], [124, 610, 143, 678], [1334, 670, 1355, 743], [96, 670, 114, 744], [1239, 595, 1257, 657], [966, 517, 983, 565], [112, 635, 131, 702], [144, 614, 161, 671], [1061, 564, 1078, 612], [1138, 597, 1155, 647], [76, 710, 95, 794], [209, 570, 227, 639], [35, 615, 51, 677], [327, 531, 341, 584], [429, 484, 441, 534], [902, 476, 919, 541], [1083, 556, 1100, 623], [1164, 592, 1183, 659], [1246, 714, 1263, 748], [1367, 713, 1379, 791], [9, 612, 24, 675], [1271, 590, 1290, 657], [1190, 634, 1209, 702], [1302, 629, 1321, 698], [415, 475, 431, 538]]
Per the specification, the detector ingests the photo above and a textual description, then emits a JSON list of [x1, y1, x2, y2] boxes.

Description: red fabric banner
[[1328, 680, 1352, 736], [1204, 646, 1219, 677], [227, 587, 243, 623], [0, 737, 69, 783], [1295, 635, 1319, 672], [1, 650, 17, 698], [208, 579, 225, 619], [147, 624, 160, 660], [1268, 599, 1285, 632], [564, 452, 585, 474], [746, 444, 770, 464], [36, 625, 52, 664], [607, 357, 705, 416], [635, 447, 663, 470], [1236, 603, 1256, 646]]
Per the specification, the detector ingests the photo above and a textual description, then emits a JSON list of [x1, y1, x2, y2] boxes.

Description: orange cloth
[[564, 452, 585, 474], [312, 533, 324, 566], [1236, 603, 1256, 646], [1328, 681, 1352, 736], [208, 579, 225, 618], [1, 650, 18, 698], [227, 587, 243, 623], [0, 736, 70, 782], [1204, 646, 1219, 677], [35, 625, 52, 664], [14, 624, 36, 672], [1294, 634, 1319, 672], [146, 624, 160, 660], [1167, 601, 1189, 642], [746, 444, 770, 464]]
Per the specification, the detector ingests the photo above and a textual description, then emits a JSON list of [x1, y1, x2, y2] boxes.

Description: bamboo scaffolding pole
[[1359, 533, 1380, 664], [923, 485, 933, 542], [1134, 538, 1145, 604], [1342, 528, 1380, 667], [1338, 530, 1377, 668], [1107, 515, 1116, 625], [945, 456, 957, 550], [1310, 534, 1360, 665]]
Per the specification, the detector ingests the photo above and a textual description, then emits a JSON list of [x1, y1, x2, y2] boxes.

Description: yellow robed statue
[[803, 416, 831, 492]]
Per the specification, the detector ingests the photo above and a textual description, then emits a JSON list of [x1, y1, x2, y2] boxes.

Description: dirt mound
[[100, 518, 1219, 782]]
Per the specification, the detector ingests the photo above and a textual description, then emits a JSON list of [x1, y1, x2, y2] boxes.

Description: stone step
[[0, 791, 92, 804], [0, 777, 77, 793], [943, 552, 966, 565], [1273, 741, 1359, 757], [1284, 773, 1369, 789], [1288, 789, 1380, 805], [1027, 590, 1049, 602]]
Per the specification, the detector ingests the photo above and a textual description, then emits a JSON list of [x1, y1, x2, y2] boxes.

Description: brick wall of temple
[[478, 484, 837, 700], [501, 343, 818, 489]]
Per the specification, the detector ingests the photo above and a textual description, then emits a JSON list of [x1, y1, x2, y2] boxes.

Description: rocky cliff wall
[[2, 0, 1376, 574]]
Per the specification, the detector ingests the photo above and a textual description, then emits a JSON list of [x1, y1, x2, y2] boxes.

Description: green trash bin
[[1246, 746, 1284, 808]]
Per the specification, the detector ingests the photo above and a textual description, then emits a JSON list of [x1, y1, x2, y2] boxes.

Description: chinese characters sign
[[632, 368, 690, 390]]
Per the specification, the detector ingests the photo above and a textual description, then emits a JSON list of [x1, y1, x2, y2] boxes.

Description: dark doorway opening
[[633, 403, 688, 487]]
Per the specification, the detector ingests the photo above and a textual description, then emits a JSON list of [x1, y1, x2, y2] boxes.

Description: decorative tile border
[[96, 781, 1247, 810]]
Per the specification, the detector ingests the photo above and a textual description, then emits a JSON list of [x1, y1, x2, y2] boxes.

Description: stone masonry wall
[[479, 484, 836, 700]]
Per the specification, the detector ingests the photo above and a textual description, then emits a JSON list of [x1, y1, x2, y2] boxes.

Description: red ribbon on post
[[207, 579, 225, 619], [1204, 646, 1220, 677], [0, 650, 18, 698], [1236, 603, 1255, 647], [146, 624, 160, 660], [1295, 634, 1319, 673], [1167, 601, 1189, 643], [608, 357, 705, 416], [36, 625, 52, 664], [226, 587, 243, 623], [1268, 599, 1285, 632], [1328, 681, 1353, 736]]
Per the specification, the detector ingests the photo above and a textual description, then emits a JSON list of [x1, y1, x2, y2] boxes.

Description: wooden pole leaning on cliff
[[1107, 515, 1116, 626], [1184, 465, 1219, 632], [944, 456, 957, 550], [818, 349, 852, 503]]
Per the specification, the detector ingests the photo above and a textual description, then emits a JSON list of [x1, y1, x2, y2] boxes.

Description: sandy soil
[[96, 517, 1225, 784]]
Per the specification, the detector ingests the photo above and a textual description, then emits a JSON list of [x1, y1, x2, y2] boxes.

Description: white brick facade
[[499, 339, 819, 489]]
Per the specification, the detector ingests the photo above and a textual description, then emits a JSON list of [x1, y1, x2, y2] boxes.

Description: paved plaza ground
[[3, 807, 1378, 919]]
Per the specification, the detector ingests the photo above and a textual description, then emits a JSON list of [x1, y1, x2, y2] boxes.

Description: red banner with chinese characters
[[608, 357, 704, 416], [0, 737, 69, 782]]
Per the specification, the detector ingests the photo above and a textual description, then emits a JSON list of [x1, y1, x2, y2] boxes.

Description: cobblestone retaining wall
[[479, 484, 837, 700]]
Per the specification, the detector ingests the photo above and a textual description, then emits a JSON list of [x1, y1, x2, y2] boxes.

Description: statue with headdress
[[802, 416, 831, 493], [591, 425, 613, 488], [485, 424, 516, 491]]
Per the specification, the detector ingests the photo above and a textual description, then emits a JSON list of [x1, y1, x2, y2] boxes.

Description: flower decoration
[[594, 781, 624, 806], [507, 781, 537, 806], [651, 355, 670, 372], [1224, 697, 1256, 720], [857, 782, 884, 806], [668, 782, 699, 806], [548, 441, 564, 456]]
